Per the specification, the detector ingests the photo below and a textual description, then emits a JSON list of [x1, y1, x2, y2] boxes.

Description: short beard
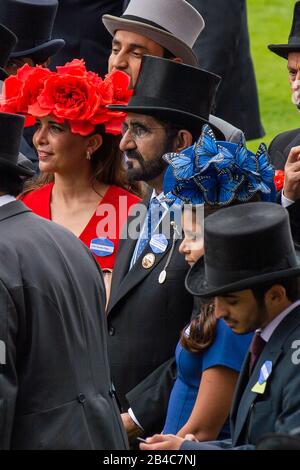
[[124, 132, 175, 182], [125, 149, 169, 182]]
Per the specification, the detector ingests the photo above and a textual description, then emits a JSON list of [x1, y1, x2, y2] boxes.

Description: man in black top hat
[[105, 55, 222, 442], [268, 2, 300, 171], [0, 23, 17, 84], [140, 202, 300, 450], [0, 0, 65, 75], [0, 111, 128, 450], [0, 1, 65, 170]]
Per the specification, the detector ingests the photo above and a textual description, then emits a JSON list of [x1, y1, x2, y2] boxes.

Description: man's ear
[[173, 129, 193, 152], [172, 57, 184, 64], [265, 284, 287, 306]]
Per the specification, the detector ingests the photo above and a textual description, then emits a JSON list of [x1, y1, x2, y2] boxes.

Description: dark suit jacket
[[190, 0, 264, 140], [181, 305, 300, 450], [269, 128, 300, 170], [106, 196, 193, 434], [0, 201, 128, 450], [286, 199, 300, 246], [51, 0, 124, 75]]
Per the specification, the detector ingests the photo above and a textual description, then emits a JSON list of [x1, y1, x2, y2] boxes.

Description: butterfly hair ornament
[[163, 125, 276, 206]]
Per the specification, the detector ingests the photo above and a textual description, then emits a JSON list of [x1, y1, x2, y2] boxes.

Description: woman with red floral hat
[[0, 59, 141, 298]]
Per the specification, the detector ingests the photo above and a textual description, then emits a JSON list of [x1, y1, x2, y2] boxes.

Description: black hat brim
[[268, 43, 300, 59], [109, 105, 226, 141], [0, 155, 35, 177], [10, 39, 65, 63], [185, 247, 300, 298]]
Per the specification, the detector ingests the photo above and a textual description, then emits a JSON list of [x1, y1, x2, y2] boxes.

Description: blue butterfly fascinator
[[163, 125, 276, 206]]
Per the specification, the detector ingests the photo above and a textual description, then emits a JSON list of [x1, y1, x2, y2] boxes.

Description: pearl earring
[[86, 150, 91, 160]]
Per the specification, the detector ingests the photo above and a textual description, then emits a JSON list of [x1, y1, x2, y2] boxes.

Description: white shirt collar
[[260, 299, 300, 342], [151, 189, 168, 210], [0, 195, 16, 207]]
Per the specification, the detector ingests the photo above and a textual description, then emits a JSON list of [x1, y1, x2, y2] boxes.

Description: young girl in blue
[[143, 125, 276, 447]]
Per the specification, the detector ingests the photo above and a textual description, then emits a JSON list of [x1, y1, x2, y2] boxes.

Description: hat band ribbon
[[121, 15, 171, 34], [15, 37, 52, 50], [288, 36, 300, 45], [124, 96, 209, 119], [205, 252, 298, 286]]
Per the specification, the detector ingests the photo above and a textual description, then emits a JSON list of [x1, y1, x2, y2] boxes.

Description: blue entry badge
[[150, 234, 168, 254], [251, 360, 272, 394], [90, 237, 115, 257]]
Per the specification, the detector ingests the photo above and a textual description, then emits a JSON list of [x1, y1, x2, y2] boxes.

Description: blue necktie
[[135, 197, 162, 260]]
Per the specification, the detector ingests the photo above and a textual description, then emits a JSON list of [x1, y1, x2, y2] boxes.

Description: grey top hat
[[268, 1, 300, 59], [102, 0, 204, 66]]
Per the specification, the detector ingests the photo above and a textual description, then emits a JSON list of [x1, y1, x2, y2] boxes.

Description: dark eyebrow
[[129, 120, 148, 128], [221, 293, 239, 299], [112, 39, 148, 52]]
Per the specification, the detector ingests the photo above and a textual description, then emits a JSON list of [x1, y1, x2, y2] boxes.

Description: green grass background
[[247, 0, 299, 151]]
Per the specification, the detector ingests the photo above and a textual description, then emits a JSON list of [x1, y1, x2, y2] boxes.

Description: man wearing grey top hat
[[102, 0, 244, 144]]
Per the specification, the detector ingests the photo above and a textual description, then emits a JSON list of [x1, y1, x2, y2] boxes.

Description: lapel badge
[[158, 269, 167, 284], [142, 253, 156, 269], [251, 360, 272, 395]]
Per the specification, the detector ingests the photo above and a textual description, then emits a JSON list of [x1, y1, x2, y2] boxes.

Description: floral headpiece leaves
[[163, 125, 276, 206], [0, 59, 132, 136]]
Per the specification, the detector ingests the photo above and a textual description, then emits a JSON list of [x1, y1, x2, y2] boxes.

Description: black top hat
[[0, 0, 65, 64], [0, 23, 17, 80], [268, 1, 300, 59], [0, 112, 35, 176], [109, 55, 225, 139], [186, 202, 300, 298]]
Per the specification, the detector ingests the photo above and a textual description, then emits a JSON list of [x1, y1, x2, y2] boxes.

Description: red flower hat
[[0, 59, 132, 136]]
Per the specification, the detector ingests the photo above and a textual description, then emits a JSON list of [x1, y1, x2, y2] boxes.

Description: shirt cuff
[[281, 192, 295, 208], [128, 408, 144, 431]]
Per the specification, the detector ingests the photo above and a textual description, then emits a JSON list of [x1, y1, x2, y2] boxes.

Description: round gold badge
[[142, 253, 156, 269]]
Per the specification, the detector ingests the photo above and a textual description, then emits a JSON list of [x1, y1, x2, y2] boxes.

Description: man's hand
[[139, 433, 197, 451], [283, 146, 300, 201], [121, 412, 143, 442]]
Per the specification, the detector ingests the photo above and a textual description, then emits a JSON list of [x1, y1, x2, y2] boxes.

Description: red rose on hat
[[0, 59, 132, 136], [1, 64, 52, 126]]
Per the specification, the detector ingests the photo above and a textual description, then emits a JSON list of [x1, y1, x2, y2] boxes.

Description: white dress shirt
[[0, 194, 16, 207]]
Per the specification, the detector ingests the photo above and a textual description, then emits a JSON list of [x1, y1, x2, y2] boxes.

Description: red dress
[[21, 183, 140, 270]]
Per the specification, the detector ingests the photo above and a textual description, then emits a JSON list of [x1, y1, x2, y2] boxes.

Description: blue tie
[[135, 197, 162, 260]]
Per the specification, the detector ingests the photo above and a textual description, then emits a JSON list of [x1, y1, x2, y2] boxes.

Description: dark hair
[[163, 48, 176, 60], [21, 124, 142, 197], [0, 169, 25, 197], [252, 278, 300, 306], [181, 301, 217, 353]]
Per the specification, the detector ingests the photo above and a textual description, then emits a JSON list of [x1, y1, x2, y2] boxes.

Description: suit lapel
[[107, 198, 177, 314], [232, 347, 282, 445], [283, 132, 300, 161]]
